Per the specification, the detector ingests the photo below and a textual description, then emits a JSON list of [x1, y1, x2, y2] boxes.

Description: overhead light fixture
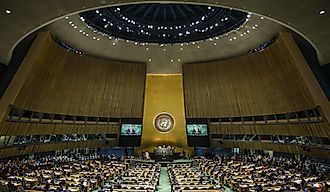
[[5, 9, 11, 14], [319, 10, 326, 15]]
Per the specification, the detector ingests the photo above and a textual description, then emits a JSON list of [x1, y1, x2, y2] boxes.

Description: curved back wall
[[12, 32, 146, 118], [183, 33, 317, 118]]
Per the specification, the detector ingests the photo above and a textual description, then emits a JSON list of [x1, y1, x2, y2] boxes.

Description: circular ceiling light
[[5, 9, 11, 14], [319, 10, 326, 15]]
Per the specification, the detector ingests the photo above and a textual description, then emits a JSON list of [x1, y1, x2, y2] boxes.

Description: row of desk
[[168, 163, 221, 192], [0, 157, 129, 192], [197, 157, 330, 192]]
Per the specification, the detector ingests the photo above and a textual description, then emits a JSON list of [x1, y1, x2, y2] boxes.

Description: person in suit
[[193, 125, 201, 135], [126, 125, 135, 135]]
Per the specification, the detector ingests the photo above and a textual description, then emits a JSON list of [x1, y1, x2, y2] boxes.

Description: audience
[[168, 163, 223, 191], [111, 162, 160, 191], [0, 154, 128, 191], [197, 153, 330, 191], [0, 151, 329, 192]]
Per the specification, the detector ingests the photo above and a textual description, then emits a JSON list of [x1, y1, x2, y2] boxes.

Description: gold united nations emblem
[[154, 113, 174, 133]]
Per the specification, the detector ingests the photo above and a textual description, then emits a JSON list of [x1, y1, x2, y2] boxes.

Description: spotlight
[[319, 10, 326, 15]]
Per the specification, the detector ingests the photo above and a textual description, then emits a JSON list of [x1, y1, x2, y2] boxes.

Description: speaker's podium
[[154, 146, 174, 162]]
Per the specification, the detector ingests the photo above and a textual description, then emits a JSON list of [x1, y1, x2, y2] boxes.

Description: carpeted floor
[[158, 167, 172, 192]]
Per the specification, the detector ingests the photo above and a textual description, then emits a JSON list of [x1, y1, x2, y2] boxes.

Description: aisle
[[158, 167, 171, 192]]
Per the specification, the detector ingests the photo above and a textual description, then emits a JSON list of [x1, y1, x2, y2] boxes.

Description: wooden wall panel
[[183, 32, 315, 118], [209, 121, 330, 137], [12, 32, 146, 118], [0, 140, 114, 159], [0, 32, 51, 121], [211, 140, 330, 160], [281, 33, 330, 121]]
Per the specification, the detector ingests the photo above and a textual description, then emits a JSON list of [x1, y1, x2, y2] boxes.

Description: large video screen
[[120, 124, 142, 136], [186, 124, 208, 136]]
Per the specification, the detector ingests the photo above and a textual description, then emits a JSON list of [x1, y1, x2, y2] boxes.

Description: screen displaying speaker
[[186, 124, 208, 136], [120, 124, 142, 136], [119, 118, 143, 147], [186, 118, 210, 147]]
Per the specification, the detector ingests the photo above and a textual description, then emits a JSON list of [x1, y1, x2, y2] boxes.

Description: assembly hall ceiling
[[0, 0, 329, 67]]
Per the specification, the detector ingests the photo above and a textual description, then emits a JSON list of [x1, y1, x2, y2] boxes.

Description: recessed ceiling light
[[319, 10, 326, 15], [148, 59, 152, 62], [170, 59, 174, 62], [178, 59, 181, 62], [5, 9, 11, 14], [261, 16, 264, 19]]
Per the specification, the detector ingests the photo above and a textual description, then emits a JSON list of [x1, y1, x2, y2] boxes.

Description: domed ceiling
[[79, 3, 247, 44], [47, 3, 284, 73]]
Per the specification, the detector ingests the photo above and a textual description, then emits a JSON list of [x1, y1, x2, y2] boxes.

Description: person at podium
[[193, 125, 201, 136], [126, 125, 135, 135], [166, 145, 173, 156]]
